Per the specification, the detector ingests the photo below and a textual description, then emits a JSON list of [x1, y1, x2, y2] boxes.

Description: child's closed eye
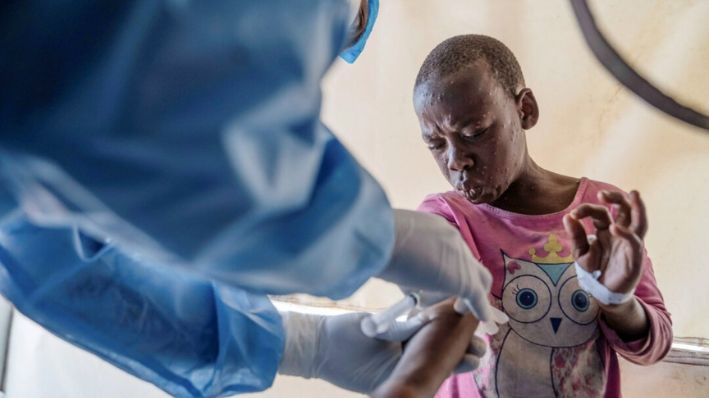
[[427, 139, 446, 150], [462, 128, 488, 141]]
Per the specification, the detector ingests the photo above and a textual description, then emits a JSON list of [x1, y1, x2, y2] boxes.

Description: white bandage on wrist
[[574, 262, 634, 305]]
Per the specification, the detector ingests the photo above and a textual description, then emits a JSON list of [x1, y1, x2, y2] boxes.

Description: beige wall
[[321, 0, 709, 339]]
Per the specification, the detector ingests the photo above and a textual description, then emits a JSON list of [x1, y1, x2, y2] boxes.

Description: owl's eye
[[571, 290, 590, 312], [558, 277, 598, 325], [516, 288, 538, 309], [503, 275, 551, 323]]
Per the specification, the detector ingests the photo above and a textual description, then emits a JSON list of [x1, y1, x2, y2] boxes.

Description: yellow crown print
[[528, 234, 573, 264]]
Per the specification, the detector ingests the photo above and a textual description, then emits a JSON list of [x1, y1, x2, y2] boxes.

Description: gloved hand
[[277, 310, 486, 394], [278, 311, 423, 393], [378, 209, 494, 322]]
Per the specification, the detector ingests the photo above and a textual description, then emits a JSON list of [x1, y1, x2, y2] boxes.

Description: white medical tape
[[574, 262, 634, 305]]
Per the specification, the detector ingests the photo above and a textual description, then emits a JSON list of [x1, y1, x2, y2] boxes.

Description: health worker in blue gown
[[0, 1, 494, 397]]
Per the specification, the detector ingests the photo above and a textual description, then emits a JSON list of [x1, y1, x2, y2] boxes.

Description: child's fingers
[[453, 336, 487, 373], [467, 335, 488, 358], [572, 204, 612, 230], [454, 353, 482, 374], [609, 224, 642, 251], [629, 191, 648, 239], [563, 214, 590, 258], [585, 244, 605, 273], [599, 191, 632, 227], [565, 214, 603, 274]]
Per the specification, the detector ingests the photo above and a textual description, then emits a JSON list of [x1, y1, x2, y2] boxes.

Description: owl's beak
[[550, 317, 562, 333]]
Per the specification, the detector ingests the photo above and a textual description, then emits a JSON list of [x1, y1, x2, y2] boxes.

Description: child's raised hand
[[562, 190, 647, 302]]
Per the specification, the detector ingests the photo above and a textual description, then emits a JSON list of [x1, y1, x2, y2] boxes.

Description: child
[[413, 35, 672, 397]]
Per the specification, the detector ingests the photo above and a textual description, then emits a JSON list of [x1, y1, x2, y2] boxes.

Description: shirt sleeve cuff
[[599, 298, 655, 358]]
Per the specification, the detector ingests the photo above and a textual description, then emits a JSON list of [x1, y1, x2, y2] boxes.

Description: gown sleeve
[[0, 0, 394, 299], [0, 211, 284, 397]]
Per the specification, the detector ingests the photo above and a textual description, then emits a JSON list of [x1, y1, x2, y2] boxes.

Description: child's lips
[[456, 182, 484, 202], [465, 189, 484, 202]]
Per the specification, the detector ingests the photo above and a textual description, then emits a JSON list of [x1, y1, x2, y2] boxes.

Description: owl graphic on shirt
[[474, 239, 606, 397]]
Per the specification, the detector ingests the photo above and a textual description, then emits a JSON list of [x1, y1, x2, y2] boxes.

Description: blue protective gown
[[0, 0, 392, 397]]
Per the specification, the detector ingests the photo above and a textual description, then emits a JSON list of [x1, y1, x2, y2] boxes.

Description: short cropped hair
[[414, 34, 525, 97]]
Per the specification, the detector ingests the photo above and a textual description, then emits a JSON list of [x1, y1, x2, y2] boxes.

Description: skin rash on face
[[414, 60, 579, 215]]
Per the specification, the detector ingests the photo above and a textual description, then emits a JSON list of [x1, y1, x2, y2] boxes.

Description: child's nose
[[447, 146, 474, 171]]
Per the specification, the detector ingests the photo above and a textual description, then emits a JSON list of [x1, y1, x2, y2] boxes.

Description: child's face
[[414, 62, 529, 204]]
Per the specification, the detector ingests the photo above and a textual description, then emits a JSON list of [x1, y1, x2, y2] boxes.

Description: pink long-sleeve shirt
[[419, 178, 672, 398]]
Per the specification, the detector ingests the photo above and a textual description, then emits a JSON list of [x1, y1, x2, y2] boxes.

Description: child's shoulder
[[418, 191, 477, 225], [420, 190, 461, 203], [419, 191, 466, 211]]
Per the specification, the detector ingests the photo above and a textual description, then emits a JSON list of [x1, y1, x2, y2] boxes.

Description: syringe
[[361, 293, 420, 337]]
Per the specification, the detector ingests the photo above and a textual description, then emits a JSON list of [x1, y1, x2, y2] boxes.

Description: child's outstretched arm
[[563, 190, 673, 364], [371, 298, 483, 398]]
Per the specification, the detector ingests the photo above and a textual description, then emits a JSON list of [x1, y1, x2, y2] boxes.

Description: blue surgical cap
[[340, 0, 379, 63]]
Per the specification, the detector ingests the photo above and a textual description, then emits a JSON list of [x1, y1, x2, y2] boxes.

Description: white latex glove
[[378, 209, 494, 322], [277, 311, 486, 394], [278, 311, 424, 393]]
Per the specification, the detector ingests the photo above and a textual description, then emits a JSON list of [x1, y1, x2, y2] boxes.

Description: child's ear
[[515, 88, 539, 129]]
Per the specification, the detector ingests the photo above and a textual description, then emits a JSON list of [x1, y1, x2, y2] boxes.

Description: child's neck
[[489, 159, 580, 216]]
